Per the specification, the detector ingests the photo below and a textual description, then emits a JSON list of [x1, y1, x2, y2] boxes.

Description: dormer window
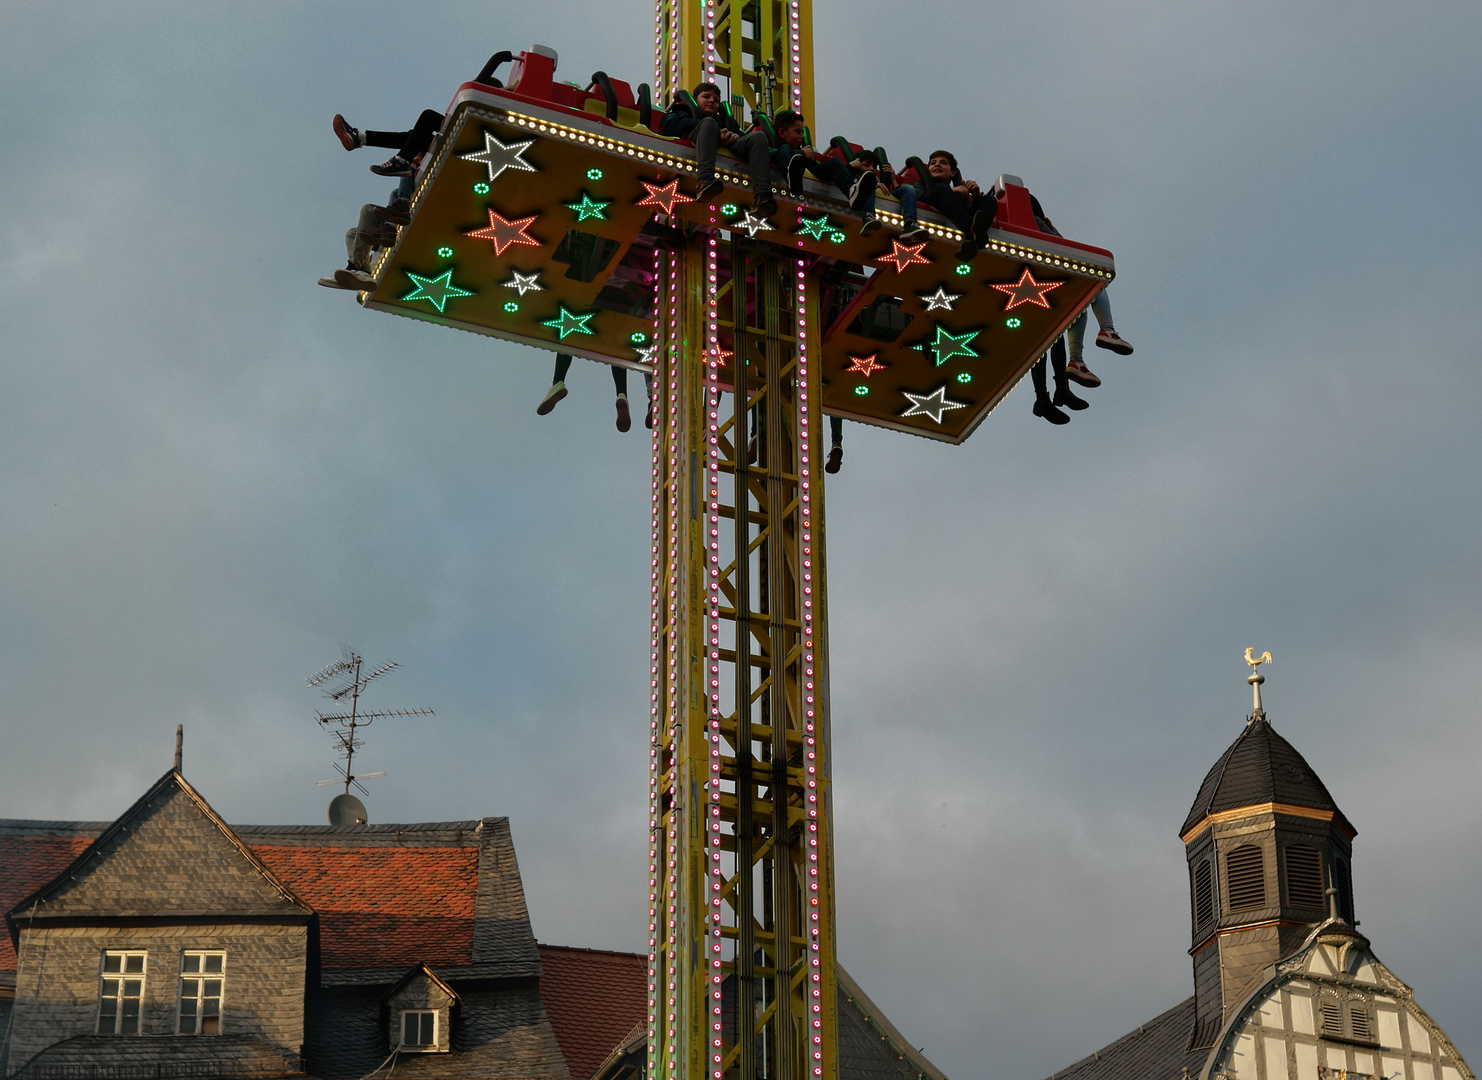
[[400, 1010, 438, 1050], [178, 952, 226, 1034], [98, 951, 146, 1035]]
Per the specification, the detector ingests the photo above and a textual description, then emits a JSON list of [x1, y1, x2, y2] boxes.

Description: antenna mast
[[307, 646, 434, 796]]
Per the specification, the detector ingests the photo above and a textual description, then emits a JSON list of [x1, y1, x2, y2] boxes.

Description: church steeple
[[1182, 652, 1357, 1049]]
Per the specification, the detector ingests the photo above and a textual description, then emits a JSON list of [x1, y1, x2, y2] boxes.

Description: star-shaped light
[[901, 384, 970, 424], [796, 214, 833, 241], [919, 285, 964, 312], [930, 325, 980, 366], [401, 269, 473, 313], [542, 305, 596, 340], [709, 344, 733, 364], [501, 269, 544, 295], [635, 342, 660, 365], [734, 210, 769, 238], [846, 353, 886, 377], [637, 179, 694, 215], [879, 240, 931, 273], [990, 267, 1063, 310], [459, 130, 538, 182], [466, 208, 540, 256], [565, 192, 611, 221]]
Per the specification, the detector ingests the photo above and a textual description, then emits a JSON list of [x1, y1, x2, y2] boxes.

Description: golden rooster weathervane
[[1244, 647, 1272, 717]]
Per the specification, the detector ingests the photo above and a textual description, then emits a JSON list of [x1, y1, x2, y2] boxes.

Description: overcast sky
[[2, 2, 1479, 1078]]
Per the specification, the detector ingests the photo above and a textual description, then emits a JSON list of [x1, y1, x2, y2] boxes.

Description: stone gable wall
[[6, 924, 306, 1075]]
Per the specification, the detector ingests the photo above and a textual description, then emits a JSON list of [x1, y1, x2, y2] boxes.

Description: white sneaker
[[334, 267, 376, 290], [537, 381, 568, 415], [1095, 329, 1134, 355], [898, 225, 929, 243], [318, 275, 353, 289]]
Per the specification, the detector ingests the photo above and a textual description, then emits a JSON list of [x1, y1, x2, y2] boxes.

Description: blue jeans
[[891, 185, 917, 228], [1067, 291, 1114, 359]]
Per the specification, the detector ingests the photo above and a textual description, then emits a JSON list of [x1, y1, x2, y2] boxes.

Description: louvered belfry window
[[1285, 845, 1325, 910], [1320, 997, 1343, 1036], [1225, 844, 1266, 911], [1349, 1004, 1373, 1041], [1193, 860, 1215, 925]]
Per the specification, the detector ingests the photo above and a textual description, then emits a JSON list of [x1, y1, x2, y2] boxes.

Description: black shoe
[[956, 239, 979, 261], [697, 177, 725, 203], [1033, 397, 1070, 425], [1052, 384, 1089, 411], [370, 155, 414, 177], [971, 207, 995, 244], [755, 196, 778, 219], [787, 155, 807, 197], [616, 394, 632, 432], [848, 170, 877, 211], [859, 214, 882, 237], [333, 114, 362, 151], [825, 444, 843, 473], [645, 400, 655, 430]]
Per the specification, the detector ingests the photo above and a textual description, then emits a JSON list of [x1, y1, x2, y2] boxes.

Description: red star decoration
[[878, 240, 931, 273], [466, 208, 540, 256], [637, 179, 695, 215], [709, 344, 733, 363], [990, 267, 1064, 310], [846, 353, 886, 377]]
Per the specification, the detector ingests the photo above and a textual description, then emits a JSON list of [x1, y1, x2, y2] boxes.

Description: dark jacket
[[660, 100, 740, 141]]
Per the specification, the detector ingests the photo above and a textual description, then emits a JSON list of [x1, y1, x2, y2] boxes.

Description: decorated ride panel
[[363, 81, 1114, 444]]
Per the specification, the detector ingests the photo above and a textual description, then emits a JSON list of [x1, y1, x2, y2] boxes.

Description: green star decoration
[[402, 269, 473, 313], [796, 214, 833, 240], [542, 305, 596, 340], [565, 191, 611, 221], [930, 325, 979, 366]]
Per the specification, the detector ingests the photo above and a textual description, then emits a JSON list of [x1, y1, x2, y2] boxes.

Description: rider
[[660, 83, 776, 216]]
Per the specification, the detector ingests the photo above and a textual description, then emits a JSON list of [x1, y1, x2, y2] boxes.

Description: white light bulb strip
[[788, 0, 802, 110], [795, 259, 825, 1080], [662, 245, 682, 1079], [645, 242, 666, 1072], [703, 229, 726, 1080], [705, 0, 717, 79]]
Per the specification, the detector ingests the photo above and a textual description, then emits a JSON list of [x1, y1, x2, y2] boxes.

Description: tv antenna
[[308, 646, 433, 804]]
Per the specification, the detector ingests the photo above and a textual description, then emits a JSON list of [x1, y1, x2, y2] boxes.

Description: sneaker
[[825, 444, 843, 474], [859, 214, 882, 237], [1052, 384, 1089, 411], [971, 207, 995, 244], [898, 225, 929, 244], [1095, 329, 1134, 355], [755, 196, 778, 219], [334, 267, 377, 290], [370, 202, 411, 226], [369, 155, 414, 177], [847, 170, 877, 211], [537, 381, 568, 416], [333, 114, 362, 151], [697, 177, 725, 203], [616, 393, 632, 432], [956, 239, 979, 261], [318, 275, 354, 289], [1033, 398, 1070, 425], [1065, 359, 1102, 388], [787, 155, 807, 197], [645, 400, 655, 430]]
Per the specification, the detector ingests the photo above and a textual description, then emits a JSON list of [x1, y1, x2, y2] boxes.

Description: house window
[[1225, 844, 1266, 911], [178, 952, 225, 1034], [400, 1010, 437, 1050], [98, 951, 146, 1035]]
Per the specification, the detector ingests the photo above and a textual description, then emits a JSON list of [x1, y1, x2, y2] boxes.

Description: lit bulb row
[[496, 107, 692, 176], [794, 258, 827, 1080], [983, 238, 1114, 281], [705, 0, 717, 79], [645, 241, 667, 1076], [703, 226, 727, 1080], [788, 0, 803, 111], [660, 244, 683, 1080]]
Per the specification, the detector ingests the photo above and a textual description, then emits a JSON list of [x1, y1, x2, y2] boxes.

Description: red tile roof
[[537, 945, 648, 1080], [252, 845, 478, 969], [0, 833, 96, 970]]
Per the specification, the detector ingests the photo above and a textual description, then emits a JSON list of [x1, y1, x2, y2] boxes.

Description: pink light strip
[[704, 229, 725, 1080], [645, 244, 665, 1070], [661, 248, 682, 1077], [788, 0, 802, 110], [795, 260, 825, 1080]]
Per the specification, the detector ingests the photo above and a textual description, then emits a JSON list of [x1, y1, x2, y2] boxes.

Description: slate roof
[[1, 816, 540, 984], [1181, 716, 1349, 837], [536, 946, 648, 1080], [1042, 997, 1208, 1080]]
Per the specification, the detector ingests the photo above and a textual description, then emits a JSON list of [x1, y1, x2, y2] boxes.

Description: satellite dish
[[328, 793, 367, 826]]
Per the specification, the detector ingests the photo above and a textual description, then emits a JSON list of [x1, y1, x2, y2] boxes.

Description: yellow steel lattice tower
[[647, 7, 832, 1080]]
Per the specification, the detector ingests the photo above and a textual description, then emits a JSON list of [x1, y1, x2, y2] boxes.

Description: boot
[[1052, 380, 1088, 411], [1033, 396, 1070, 425]]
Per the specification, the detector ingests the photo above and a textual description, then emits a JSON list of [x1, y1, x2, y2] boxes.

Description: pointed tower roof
[[1181, 654, 1354, 839]]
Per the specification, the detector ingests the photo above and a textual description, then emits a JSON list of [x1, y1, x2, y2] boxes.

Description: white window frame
[[176, 951, 227, 1035], [98, 950, 147, 1035], [398, 1009, 438, 1051]]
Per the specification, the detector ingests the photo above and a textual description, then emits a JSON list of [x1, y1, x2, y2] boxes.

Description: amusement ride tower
[[351, 3, 1117, 1079]]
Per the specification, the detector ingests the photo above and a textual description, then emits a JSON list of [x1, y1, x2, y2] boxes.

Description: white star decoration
[[901, 384, 970, 424], [460, 130, 537, 182], [919, 286, 964, 312], [501, 269, 545, 295], [635, 342, 660, 365], [734, 210, 769, 238]]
